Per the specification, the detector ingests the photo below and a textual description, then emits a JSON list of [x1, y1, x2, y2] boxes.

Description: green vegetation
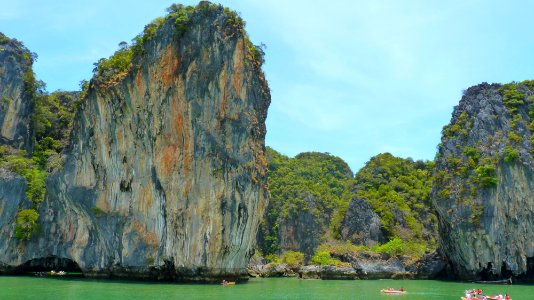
[[167, 4, 196, 37], [354, 153, 437, 251], [260, 149, 437, 264], [92, 47, 133, 86], [475, 165, 497, 187], [94, 2, 264, 88], [311, 250, 348, 267], [0, 33, 11, 44], [503, 146, 519, 163], [371, 237, 426, 257], [0, 146, 47, 240], [501, 83, 525, 114], [434, 80, 534, 227], [442, 112, 473, 140], [91, 207, 106, 218], [435, 144, 496, 225], [499, 80, 534, 156], [314, 238, 427, 263], [0, 97, 12, 112], [14, 209, 39, 240], [2, 96, 12, 105], [280, 250, 305, 269], [259, 147, 354, 256], [0, 39, 79, 240]]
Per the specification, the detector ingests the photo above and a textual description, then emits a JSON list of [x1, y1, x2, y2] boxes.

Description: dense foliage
[[14, 209, 39, 240], [311, 250, 348, 267], [280, 250, 305, 269], [0, 32, 10, 44], [500, 80, 534, 154], [355, 153, 437, 254], [0, 146, 46, 240], [354, 153, 437, 252], [260, 149, 437, 263], [259, 147, 354, 256]]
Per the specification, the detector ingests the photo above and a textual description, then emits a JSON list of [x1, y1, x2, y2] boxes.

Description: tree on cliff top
[[354, 153, 437, 250]]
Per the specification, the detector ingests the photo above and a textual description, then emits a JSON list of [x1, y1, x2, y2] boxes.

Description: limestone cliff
[[257, 149, 355, 258], [0, 33, 34, 151], [433, 82, 534, 280], [340, 198, 384, 247], [0, 3, 270, 281]]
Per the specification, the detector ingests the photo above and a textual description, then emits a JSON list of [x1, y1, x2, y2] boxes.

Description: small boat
[[380, 289, 406, 294], [221, 280, 236, 286], [474, 277, 512, 285], [461, 296, 510, 300]]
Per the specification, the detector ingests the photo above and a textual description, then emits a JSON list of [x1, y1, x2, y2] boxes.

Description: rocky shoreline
[[247, 251, 446, 280]]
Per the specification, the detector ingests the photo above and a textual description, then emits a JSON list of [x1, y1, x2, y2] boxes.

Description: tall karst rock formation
[[433, 82, 534, 280], [0, 2, 270, 281], [0, 33, 34, 151]]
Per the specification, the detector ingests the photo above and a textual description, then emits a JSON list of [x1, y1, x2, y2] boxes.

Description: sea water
[[1, 276, 533, 299]]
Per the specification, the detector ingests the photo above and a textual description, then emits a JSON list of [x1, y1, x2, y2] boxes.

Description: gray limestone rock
[[0, 33, 34, 151], [433, 82, 534, 280], [0, 4, 270, 282], [277, 193, 323, 258], [340, 198, 385, 247]]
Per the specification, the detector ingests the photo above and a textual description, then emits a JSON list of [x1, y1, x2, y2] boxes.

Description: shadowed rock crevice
[[13, 257, 83, 274]]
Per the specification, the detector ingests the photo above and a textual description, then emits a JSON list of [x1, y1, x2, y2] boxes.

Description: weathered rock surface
[[340, 198, 384, 247], [433, 82, 534, 280], [299, 265, 357, 280], [276, 193, 323, 257], [0, 33, 34, 151], [248, 262, 299, 278], [405, 251, 447, 279], [0, 169, 29, 273], [0, 4, 270, 282], [247, 251, 445, 280]]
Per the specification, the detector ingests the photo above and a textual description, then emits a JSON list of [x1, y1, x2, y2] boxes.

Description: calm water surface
[[1, 276, 533, 300]]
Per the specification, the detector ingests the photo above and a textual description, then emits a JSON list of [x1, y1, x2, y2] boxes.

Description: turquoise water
[[1, 276, 533, 300]]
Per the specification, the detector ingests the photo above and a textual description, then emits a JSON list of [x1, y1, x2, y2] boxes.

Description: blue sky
[[1, 0, 533, 172]]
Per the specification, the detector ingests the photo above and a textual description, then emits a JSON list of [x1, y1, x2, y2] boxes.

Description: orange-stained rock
[[0, 4, 270, 282]]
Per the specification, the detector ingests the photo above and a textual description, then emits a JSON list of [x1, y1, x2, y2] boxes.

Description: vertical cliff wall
[[0, 3, 270, 281], [433, 82, 534, 280], [0, 33, 33, 151], [340, 198, 384, 247]]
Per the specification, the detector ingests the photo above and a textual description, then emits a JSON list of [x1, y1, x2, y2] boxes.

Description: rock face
[[0, 4, 270, 281], [276, 193, 323, 257], [247, 251, 445, 279], [340, 198, 384, 247], [433, 82, 534, 280], [0, 33, 34, 151], [0, 169, 29, 272]]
